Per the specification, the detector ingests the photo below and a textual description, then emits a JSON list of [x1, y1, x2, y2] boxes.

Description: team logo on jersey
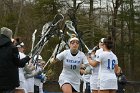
[[66, 59, 80, 63]]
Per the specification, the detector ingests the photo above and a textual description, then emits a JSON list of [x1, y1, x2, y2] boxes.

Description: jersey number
[[71, 65, 76, 70], [107, 59, 115, 69]]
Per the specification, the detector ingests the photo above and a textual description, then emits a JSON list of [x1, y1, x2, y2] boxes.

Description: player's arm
[[50, 57, 60, 64], [50, 50, 65, 64], [114, 64, 119, 74], [88, 57, 99, 67]]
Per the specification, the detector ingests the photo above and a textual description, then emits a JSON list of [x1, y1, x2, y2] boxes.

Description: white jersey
[[25, 64, 35, 92], [57, 50, 88, 92], [82, 74, 91, 92], [92, 48, 103, 75], [34, 66, 42, 86], [34, 66, 44, 93], [26, 77, 34, 92], [90, 48, 103, 90], [17, 52, 28, 93], [96, 51, 118, 90]]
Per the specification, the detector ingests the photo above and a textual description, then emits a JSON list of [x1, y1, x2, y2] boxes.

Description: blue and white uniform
[[90, 48, 103, 90], [34, 66, 44, 93], [25, 63, 35, 93], [57, 49, 88, 92], [96, 51, 118, 90], [17, 52, 28, 93], [82, 71, 91, 92]]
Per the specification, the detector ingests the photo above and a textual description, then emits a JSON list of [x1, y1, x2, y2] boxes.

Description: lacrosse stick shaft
[[31, 29, 37, 54], [32, 38, 50, 59], [43, 44, 59, 69]]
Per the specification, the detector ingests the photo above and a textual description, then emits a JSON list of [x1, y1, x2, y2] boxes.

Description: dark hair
[[103, 36, 113, 49], [14, 38, 20, 45], [92, 45, 99, 52], [14, 37, 24, 47]]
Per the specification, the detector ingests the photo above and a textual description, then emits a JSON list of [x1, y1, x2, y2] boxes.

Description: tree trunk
[[120, 2, 125, 72], [111, 0, 123, 53], [129, 0, 135, 80], [14, 0, 24, 37], [89, 0, 94, 47]]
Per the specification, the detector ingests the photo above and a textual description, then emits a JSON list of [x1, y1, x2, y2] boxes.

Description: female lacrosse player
[[88, 36, 118, 93], [34, 56, 46, 93], [14, 38, 28, 93], [51, 34, 90, 93], [89, 38, 104, 93]]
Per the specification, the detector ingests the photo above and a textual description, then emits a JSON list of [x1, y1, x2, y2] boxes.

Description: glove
[[40, 73, 47, 83], [84, 66, 92, 74]]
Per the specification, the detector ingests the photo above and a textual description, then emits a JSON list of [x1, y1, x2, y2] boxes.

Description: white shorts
[[58, 76, 80, 92], [39, 83, 44, 93], [82, 81, 86, 92], [99, 74, 118, 90], [90, 74, 99, 90], [82, 75, 90, 92], [26, 78, 34, 92], [34, 79, 44, 93]]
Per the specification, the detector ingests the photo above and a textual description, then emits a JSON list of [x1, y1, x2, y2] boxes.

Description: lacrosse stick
[[31, 29, 37, 55], [43, 44, 59, 69], [29, 13, 64, 58], [43, 31, 69, 69], [65, 20, 90, 52], [65, 20, 78, 36]]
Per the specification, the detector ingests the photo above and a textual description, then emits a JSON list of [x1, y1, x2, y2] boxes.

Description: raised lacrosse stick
[[31, 29, 37, 56], [29, 13, 64, 57], [43, 44, 58, 69], [65, 21, 90, 52], [65, 20, 78, 36], [43, 35, 68, 69]]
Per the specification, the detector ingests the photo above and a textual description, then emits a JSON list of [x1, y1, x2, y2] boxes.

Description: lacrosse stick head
[[52, 13, 64, 26], [65, 20, 75, 31], [32, 29, 37, 43], [41, 22, 51, 36], [65, 20, 78, 36], [34, 55, 42, 60], [92, 46, 99, 52], [32, 29, 37, 37]]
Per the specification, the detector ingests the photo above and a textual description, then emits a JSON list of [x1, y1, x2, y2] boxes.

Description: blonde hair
[[69, 34, 79, 44], [71, 34, 76, 38]]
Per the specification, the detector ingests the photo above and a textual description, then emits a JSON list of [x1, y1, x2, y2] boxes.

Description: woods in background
[[0, 0, 140, 92]]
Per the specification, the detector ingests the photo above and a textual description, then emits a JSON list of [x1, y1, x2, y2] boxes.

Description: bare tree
[[111, 0, 123, 52], [14, 0, 24, 37], [128, 0, 135, 80], [120, 1, 125, 72]]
